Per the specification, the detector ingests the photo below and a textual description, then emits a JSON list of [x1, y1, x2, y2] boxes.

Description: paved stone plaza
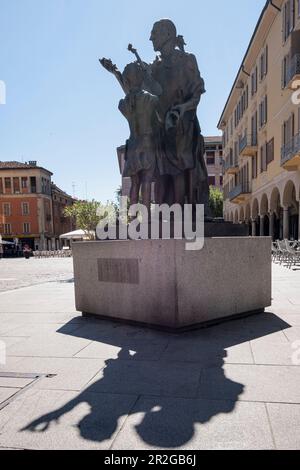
[[0, 258, 300, 450]]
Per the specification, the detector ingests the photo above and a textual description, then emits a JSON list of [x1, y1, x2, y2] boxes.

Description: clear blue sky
[[0, 0, 266, 202]]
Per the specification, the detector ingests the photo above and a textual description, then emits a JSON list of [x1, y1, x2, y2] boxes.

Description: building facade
[[0, 161, 74, 250], [51, 183, 76, 249], [204, 136, 223, 190], [218, 0, 300, 240]]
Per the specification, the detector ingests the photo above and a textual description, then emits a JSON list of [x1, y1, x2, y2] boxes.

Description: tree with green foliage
[[64, 200, 112, 240], [208, 186, 224, 219]]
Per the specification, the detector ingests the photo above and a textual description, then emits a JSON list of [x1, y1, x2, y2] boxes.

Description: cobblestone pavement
[[0, 258, 74, 293], [0, 260, 299, 449]]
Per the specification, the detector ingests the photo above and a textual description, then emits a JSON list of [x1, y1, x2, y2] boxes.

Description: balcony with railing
[[224, 154, 239, 175], [287, 53, 300, 89], [281, 131, 300, 170], [229, 181, 252, 204], [239, 134, 258, 157]]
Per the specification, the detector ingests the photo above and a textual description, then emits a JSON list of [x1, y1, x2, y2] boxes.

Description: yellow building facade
[[218, 0, 300, 240]]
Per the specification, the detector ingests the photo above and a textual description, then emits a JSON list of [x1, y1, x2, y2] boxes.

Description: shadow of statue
[[21, 312, 290, 448]]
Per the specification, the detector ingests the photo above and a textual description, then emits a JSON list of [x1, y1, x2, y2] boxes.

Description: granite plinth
[[73, 237, 271, 331]]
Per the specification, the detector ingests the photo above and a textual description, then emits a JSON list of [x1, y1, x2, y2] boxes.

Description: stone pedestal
[[72, 237, 272, 331]]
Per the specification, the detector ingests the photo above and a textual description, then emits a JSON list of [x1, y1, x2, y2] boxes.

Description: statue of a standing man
[[147, 19, 209, 209]]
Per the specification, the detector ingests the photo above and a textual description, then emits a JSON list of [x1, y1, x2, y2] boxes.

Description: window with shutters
[[0, 179, 3, 194], [260, 144, 267, 173], [234, 141, 238, 165], [259, 46, 268, 81], [283, 0, 295, 43], [259, 96, 268, 128], [251, 66, 258, 96], [4, 178, 11, 192], [267, 138, 275, 165], [23, 223, 30, 234], [3, 203, 11, 216], [251, 111, 258, 145], [4, 223, 12, 235], [283, 113, 295, 146], [282, 54, 291, 88], [22, 202, 30, 216], [252, 153, 258, 179]]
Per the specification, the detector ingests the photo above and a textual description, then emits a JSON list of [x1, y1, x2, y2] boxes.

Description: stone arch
[[234, 210, 239, 224], [270, 187, 281, 214], [239, 206, 245, 222], [252, 198, 259, 220], [283, 180, 297, 207], [260, 194, 269, 216], [245, 203, 251, 222]]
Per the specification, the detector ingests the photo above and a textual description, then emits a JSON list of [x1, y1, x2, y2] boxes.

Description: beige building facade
[[204, 136, 223, 191], [218, 0, 300, 240]]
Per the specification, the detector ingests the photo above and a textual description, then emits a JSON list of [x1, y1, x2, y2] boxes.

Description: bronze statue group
[[100, 19, 209, 215]]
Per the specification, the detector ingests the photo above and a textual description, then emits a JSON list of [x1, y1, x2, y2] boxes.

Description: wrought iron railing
[[288, 53, 300, 83], [229, 182, 251, 201], [239, 134, 258, 154], [281, 131, 300, 165], [224, 154, 238, 171]]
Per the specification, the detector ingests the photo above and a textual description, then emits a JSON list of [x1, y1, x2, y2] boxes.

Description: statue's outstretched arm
[[99, 58, 129, 94]]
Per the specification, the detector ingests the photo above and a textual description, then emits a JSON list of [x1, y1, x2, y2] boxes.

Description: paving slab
[[0, 377, 35, 388], [160, 337, 254, 365], [282, 326, 300, 343], [6, 333, 92, 358], [5, 357, 106, 391], [0, 324, 20, 336], [0, 388, 20, 403], [75, 340, 168, 361], [251, 341, 298, 366], [0, 357, 25, 373], [0, 313, 83, 324], [249, 330, 289, 345], [111, 396, 274, 450], [199, 364, 300, 403], [3, 322, 83, 338], [0, 388, 138, 450], [0, 258, 73, 293], [0, 337, 26, 349], [86, 360, 202, 398], [0, 283, 76, 314], [276, 314, 300, 326], [266, 403, 300, 450]]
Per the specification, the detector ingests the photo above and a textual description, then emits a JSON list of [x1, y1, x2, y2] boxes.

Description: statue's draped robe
[[119, 91, 159, 179], [148, 49, 209, 205]]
